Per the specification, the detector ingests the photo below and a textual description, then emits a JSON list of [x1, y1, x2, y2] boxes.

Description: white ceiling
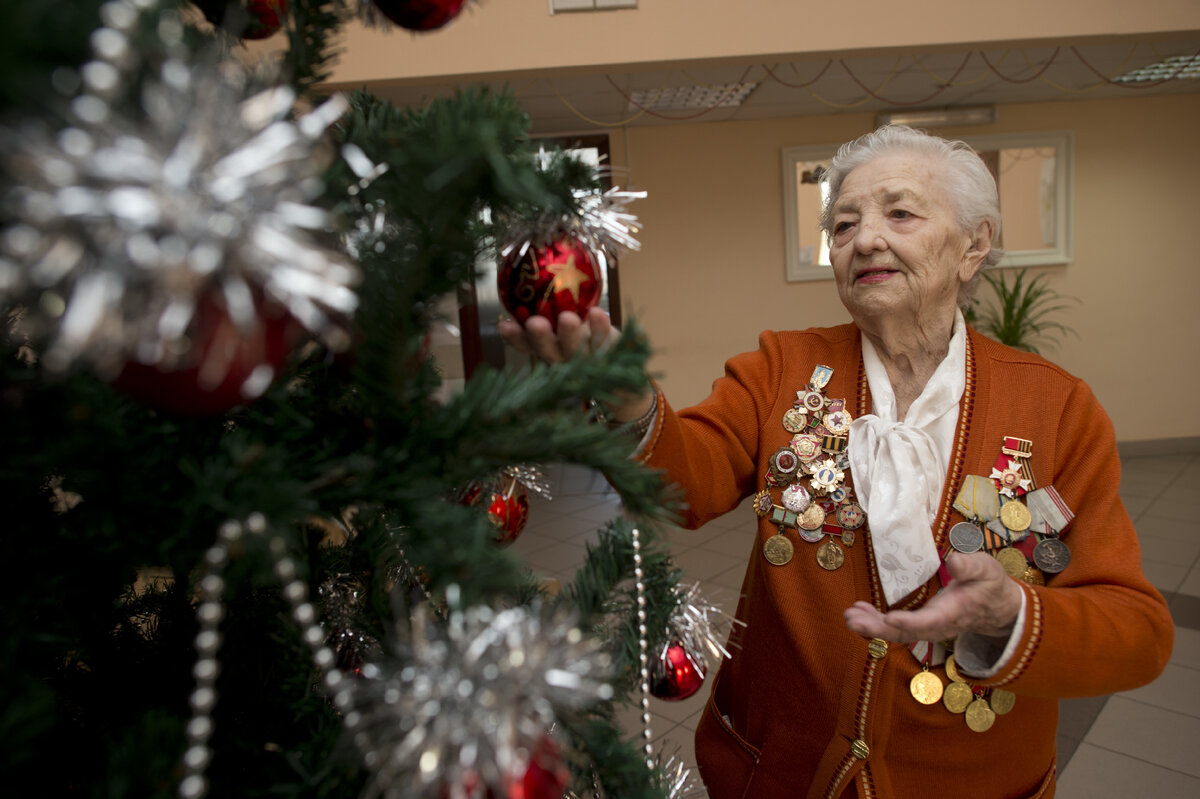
[[347, 34, 1200, 136]]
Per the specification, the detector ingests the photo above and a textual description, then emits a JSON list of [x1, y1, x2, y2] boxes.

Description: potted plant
[[967, 269, 1077, 355]]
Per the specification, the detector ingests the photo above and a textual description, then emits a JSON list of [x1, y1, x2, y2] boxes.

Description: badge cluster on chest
[[946, 436, 1075, 588], [754, 365, 864, 571]]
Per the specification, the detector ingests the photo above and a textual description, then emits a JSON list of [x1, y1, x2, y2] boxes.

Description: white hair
[[818, 125, 1004, 303]]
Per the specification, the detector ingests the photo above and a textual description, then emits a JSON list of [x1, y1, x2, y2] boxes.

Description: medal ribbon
[[1024, 486, 1075, 536], [953, 475, 999, 522]]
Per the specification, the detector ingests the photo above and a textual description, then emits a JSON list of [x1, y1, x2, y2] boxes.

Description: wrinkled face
[[827, 152, 985, 336]]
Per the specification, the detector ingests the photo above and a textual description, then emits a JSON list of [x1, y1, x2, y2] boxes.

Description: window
[[782, 131, 1074, 282]]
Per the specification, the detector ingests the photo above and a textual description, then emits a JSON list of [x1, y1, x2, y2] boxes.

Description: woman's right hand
[[497, 306, 656, 425], [496, 306, 620, 364]]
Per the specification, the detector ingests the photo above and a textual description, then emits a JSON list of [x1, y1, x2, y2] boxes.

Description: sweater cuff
[[954, 584, 1027, 678]]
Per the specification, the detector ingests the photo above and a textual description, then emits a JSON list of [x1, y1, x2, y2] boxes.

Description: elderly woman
[[499, 125, 1172, 798]]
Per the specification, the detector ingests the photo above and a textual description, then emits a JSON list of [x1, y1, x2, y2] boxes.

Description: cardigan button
[[851, 739, 870, 759], [868, 638, 888, 659]]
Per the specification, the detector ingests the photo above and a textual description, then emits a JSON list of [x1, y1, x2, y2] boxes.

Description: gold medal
[[994, 547, 1027, 577], [816, 539, 845, 570], [910, 669, 943, 705], [989, 688, 1016, 715], [1020, 565, 1046, 586], [942, 681, 973, 713], [763, 533, 794, 566], [782, 407, 808, 433], [999, 500, 1032, 533], [965, 698, 996, 732], [797, 503, 826, 531], [944, 654, 966, 683]]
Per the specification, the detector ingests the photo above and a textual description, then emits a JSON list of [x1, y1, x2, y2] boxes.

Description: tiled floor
[[509, 450, 1200, 797]]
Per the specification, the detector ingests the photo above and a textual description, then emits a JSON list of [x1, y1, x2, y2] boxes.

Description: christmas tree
[[0, 2, 726, 797]]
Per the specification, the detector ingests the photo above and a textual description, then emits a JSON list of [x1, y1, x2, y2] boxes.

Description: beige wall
[[608, 93, 1200, 443], [327, 1, 1200, 84]]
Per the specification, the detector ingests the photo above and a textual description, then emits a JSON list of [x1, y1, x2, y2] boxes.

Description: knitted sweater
[[640, 324, 1173, 799]]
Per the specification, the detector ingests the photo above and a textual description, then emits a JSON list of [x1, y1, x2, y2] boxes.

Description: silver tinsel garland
[[331, 585, 613, 798], [0, 0, 363, 381]]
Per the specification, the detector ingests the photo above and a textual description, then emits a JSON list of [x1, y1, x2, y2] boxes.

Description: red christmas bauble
[[649, 641, 706, 701], [496, 237, 604, 330], [461, 475, 530, 546], [372, 0, 467, 31], [447, 735, 568, 799], [112, 290, 298, 415], [197, 0, 288, 40]]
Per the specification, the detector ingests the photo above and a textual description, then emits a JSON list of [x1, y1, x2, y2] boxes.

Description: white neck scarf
[[848, 312, 966, 607]]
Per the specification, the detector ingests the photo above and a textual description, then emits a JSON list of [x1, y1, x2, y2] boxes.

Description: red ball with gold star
[[496, 236, 604, 329]]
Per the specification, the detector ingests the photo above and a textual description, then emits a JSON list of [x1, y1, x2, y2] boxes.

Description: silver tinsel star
[[330, 586, 613, 798], [0, 0, 362, 380]]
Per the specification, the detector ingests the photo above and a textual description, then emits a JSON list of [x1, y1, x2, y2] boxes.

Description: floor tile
[[1140, 560, 1189, 594], [1168, 593, 1200, 629], [1168, 626, 1200, 669], [1057, 743, 1200, 799], [671, 547, 744, 583], [1055, 732, 1083, 771], [695, 528, 757, 558], [1118, 663, 1200, 717], [521, 539, 589, 576], [1145, 497, 1200, 523], [1180, 567, 1200, 599], [1137, 533, 1200, 567], [1136, 513, 1200, 543], [1057, 695, 1109, 739], [1084, 696, 1200, 776]]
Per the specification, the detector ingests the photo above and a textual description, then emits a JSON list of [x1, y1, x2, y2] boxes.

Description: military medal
[[999, 499, 1032, 533], [948, 521, 984, 554], [944, 654, 965, 683], [942, 680, 973, 713], [995, 547, 1027, 577], [965, 698, 996, 733], [816, 539, 845, 570], [763, 532, 794, 566], [1032, 536, 1071, 574], [989, 688, 1016, 715], [910, 669, 944, 705]]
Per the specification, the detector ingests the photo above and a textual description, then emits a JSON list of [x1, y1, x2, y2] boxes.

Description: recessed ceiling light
[[1113, 54, 1200, 83], [628, 82, 758, 111]]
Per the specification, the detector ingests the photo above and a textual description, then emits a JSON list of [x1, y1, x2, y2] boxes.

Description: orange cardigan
[[641, 324, 1173, 799]]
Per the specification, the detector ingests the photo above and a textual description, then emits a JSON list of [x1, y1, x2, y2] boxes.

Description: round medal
[[910, 670, 944, 705], [989, 688, 1016, 715], [837, 502, 866, 530], [944, 654, 966, 683], [1032, 537, 1071, 574], [942, 681, 974, 713], [782, 407, 808, 433], [782, 483, 812, 513], [999, 500, 1032, 533], [798, 503, 826, 531], [816, 539, 845, 570], [770, 447, 800, 476], [994, 547, 1028, 577], [948, 522, 984, 554], [763, 534, 794, 566], [803, 391, 824, 412], [1021, 565, 1046, 586], [965, 699, 996, 732], [824, 409, 852, 435]]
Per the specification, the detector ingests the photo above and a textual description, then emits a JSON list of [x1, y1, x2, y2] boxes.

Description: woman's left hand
[[843, 551, 1023, 642]]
